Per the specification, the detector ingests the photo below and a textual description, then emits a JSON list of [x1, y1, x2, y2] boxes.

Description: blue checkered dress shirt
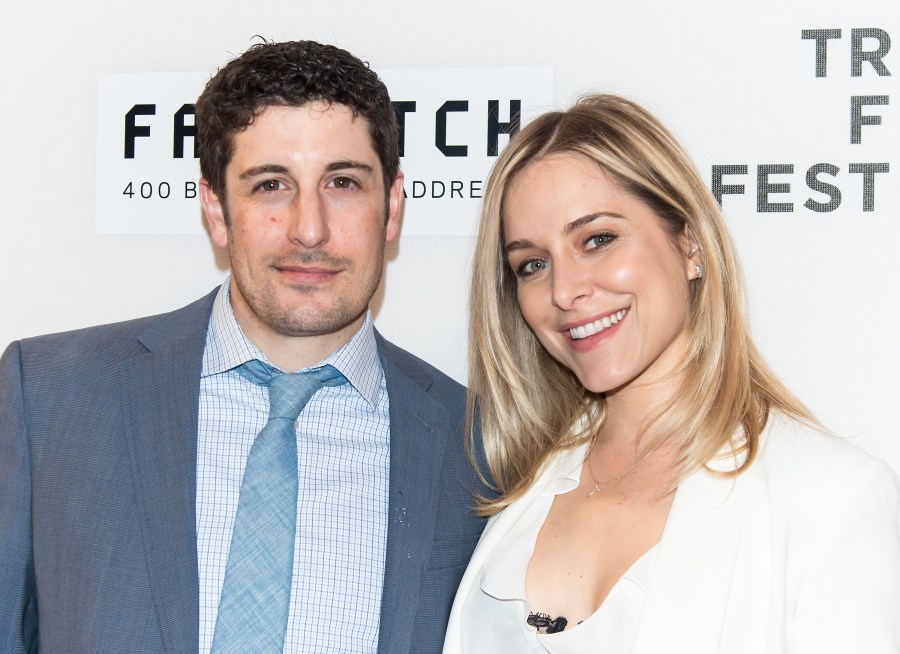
[[197, 279, 390, 653]]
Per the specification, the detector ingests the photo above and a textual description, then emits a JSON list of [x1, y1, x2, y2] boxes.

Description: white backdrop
[[1, 1, 898, 473]]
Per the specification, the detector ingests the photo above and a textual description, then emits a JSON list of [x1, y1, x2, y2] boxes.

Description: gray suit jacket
[[0, 290, 487, 654]]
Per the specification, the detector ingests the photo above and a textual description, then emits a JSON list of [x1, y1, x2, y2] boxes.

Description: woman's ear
[[681, 229, 704, 281]]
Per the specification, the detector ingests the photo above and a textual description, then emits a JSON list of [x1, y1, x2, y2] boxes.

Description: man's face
[[201, 102, 403, 363]]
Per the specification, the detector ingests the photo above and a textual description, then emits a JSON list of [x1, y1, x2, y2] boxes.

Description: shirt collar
[[202, 277, 383, 408], [540, 442, 588, 498]]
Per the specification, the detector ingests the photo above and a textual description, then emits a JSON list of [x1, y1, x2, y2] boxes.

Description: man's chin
[[267, 306, 368, 339]]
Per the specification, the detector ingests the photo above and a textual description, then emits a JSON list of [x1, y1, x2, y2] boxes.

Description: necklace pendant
[[587, 484, 601, 498]]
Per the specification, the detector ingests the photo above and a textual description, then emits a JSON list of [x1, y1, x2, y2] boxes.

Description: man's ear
[[200, 180, 229, 249], [385, 171, 405, 242]]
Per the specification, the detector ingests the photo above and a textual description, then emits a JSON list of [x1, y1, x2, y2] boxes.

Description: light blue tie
[[211, 359, 347, 654]]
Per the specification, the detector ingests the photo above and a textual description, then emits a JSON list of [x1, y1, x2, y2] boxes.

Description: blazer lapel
[[633, 457, 760, 654], [120, 292, 215, 654], [375, 336, 450, 654], [443, 445, 588, 653]]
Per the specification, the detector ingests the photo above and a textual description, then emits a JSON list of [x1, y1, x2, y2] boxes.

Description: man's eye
[[330, 177, 357, 190], [256, 179, 283, 192]]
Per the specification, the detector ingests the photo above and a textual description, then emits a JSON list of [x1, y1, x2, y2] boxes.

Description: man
[[0, 41, 487, 654]]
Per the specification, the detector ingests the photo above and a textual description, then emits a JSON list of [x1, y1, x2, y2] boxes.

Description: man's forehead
[[228, 103, 380, 169]]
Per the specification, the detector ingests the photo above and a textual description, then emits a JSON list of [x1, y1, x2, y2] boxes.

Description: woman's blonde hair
[[468, 93, 814, 514]]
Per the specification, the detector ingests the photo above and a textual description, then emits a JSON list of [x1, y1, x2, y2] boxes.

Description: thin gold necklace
[[585, 443, 663, 497]]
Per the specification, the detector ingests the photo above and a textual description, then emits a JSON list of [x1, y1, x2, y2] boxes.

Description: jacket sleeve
[[0, 342, 38, 653], [793, 454, 900, 653]]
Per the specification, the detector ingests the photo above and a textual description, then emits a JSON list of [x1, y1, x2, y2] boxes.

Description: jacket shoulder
[[10, 289, 217, 373], [761, 412, 888, 477], [759, 412, 900, 513], [374, 331, 466, 407]]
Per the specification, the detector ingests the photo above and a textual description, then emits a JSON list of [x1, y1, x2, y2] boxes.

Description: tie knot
[[236, 360, 348, 421]]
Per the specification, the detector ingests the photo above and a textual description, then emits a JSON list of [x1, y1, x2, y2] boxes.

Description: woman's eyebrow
[[564, 212, 625, 234]]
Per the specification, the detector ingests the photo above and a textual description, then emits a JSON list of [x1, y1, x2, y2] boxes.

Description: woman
[[444, 94, 900, 653]]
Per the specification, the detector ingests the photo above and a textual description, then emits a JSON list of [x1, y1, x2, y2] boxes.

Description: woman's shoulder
[[757, 411, 899, 510], [761, 412, 886, 469]]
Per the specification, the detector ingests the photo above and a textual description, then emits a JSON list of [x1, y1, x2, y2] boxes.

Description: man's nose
[[286, 191, 329, 248]]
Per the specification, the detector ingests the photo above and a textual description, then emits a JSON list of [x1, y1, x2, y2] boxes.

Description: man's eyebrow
[[239, 164, 289, 180], [325, 160, 375, 174], [237, 160, 376, 180]]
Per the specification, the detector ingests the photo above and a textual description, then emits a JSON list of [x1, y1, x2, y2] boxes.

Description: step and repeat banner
[[1, 1, 897, 471]]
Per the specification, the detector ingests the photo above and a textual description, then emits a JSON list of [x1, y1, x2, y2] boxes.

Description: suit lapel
[[120, 292, 215, 654], [375, 335, 450, 654], [633, 457, 759, 654]]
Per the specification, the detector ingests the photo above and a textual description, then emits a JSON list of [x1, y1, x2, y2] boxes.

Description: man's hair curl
[[196, 40, 399, 198]]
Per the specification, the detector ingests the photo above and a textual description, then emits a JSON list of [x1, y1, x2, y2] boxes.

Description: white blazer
[[443, 413, 900, 653]]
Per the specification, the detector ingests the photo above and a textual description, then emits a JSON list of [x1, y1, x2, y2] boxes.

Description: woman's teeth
[[569, 309, 628, 340]]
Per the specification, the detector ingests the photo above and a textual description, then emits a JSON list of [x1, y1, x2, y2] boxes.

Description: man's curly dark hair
[[196, 40, 399, 204]]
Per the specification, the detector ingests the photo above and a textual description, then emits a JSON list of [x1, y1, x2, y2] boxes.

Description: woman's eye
[[517, 258, 548, 276], [586, 232, 616, 249]]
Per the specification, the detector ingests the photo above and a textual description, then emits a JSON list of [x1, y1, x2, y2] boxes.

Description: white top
[[471, 445, 658, 653], [445, 414, 900, 654]]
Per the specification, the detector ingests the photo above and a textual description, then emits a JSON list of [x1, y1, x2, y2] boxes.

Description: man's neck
[[236, 312, 365, 372]]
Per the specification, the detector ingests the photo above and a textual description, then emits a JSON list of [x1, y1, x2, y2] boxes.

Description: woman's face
[[503, 152, 699, 398]]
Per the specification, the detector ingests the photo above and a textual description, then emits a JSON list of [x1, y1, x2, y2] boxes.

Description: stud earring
[[695, 264, 703, 280]]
